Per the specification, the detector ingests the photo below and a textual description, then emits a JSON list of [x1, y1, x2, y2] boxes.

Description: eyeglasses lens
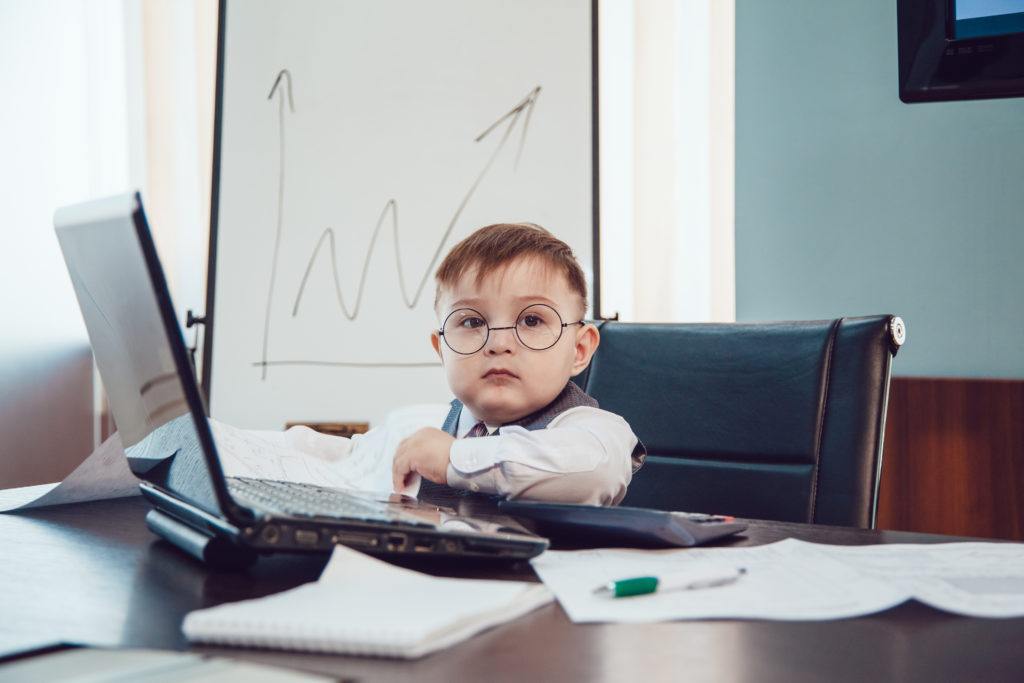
[[515, 304, 562, 350]]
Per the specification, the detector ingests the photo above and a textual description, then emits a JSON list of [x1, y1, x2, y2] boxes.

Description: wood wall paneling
[[878, 377, 1024, 541]]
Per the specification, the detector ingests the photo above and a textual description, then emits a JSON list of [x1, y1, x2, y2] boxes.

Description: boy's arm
[[444, 407, 639, 506]]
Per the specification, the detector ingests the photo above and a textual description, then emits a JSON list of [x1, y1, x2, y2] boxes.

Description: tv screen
[[898, 0, 1024, 102], [953, 0, 1024, 39]]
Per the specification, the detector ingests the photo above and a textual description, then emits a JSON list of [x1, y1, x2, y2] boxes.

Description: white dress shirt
[[260, 401, 638, 505], [446, 404, 638, 506]]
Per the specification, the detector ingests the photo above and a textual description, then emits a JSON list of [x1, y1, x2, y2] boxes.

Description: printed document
[[531, 538, 1024, 622]]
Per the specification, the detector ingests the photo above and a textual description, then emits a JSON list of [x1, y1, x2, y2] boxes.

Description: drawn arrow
[[258, 69, 295, 379], [289, 85, 543, 320]]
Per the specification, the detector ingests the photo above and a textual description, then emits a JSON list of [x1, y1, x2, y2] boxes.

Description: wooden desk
[[2, 497, 1023, 682]]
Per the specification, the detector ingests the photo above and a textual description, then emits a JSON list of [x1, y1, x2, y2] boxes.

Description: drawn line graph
[[255, 68, 541, 378]]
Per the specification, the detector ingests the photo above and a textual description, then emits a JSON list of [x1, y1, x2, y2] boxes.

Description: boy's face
[[431, 256, 598, 425]]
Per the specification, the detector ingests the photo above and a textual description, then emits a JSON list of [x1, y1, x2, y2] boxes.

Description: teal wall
[[735, 1, 1024, 378]]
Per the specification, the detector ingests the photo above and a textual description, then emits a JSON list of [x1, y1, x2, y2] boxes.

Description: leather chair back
[[577, 316, 904, 527]]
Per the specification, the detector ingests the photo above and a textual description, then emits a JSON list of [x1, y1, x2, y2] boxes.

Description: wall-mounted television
[[898, 0, 1024, 102]]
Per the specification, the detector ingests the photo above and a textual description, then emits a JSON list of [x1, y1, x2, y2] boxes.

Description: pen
[[593, 566, 747, 598]]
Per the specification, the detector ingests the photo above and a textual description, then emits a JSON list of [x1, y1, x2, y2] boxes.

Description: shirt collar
[[457, 404, 499, 437]]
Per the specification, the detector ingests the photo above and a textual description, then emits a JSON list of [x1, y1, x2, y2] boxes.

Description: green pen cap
[[613, 576, 659, 597]]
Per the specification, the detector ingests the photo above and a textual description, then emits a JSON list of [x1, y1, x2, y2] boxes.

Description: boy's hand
[[392, 427, 456, 491]]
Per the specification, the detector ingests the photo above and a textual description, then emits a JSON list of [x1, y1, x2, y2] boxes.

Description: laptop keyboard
[[227, 477, 402, 522]]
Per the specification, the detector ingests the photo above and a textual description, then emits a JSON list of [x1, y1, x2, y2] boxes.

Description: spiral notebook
[[182, 544, 553, 659]]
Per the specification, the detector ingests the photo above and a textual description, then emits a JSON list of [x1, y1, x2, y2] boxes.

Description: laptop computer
[[54, 191, 547, 567]]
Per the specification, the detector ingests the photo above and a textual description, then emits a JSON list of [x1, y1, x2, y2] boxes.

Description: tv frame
[[898, 0, 1024, 103]]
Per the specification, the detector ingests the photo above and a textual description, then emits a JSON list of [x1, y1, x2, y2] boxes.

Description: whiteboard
[[206, 0, 595, 429]]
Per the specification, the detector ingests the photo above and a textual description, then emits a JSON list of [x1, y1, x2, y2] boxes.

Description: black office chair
[[576, 316, 905, 527]]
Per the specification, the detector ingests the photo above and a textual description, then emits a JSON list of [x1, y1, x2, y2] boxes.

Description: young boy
[[391, 223, 644, 506]]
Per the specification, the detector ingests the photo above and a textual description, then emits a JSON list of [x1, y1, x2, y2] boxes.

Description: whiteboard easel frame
[[199, 0, 601, 415]]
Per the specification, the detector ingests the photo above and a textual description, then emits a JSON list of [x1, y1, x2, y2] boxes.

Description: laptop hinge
[[139, 481, 252, 539]]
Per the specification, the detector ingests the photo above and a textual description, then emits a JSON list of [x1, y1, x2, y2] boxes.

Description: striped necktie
[[466, 421, 490, 438]]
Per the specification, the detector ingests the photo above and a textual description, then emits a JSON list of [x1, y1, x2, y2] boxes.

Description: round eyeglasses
[[439, 303, 584, 355]]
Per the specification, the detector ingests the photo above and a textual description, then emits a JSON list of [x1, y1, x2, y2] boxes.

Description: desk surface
[[2, 497, 1023, 682]]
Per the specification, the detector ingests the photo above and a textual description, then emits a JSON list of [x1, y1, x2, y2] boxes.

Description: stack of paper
[[183, 544, 552, 659]]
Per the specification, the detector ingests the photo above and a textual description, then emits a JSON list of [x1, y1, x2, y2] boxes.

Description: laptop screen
[[55, 192, 226, 518]]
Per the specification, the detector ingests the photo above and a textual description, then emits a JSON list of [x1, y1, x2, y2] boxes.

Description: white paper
[[531, 540, 905, 623], [0, 647, 334, 681], [531, 538, 1024, 623], [183, 543, 553, 658], [0, 403, 449, 513], [211, 403, 449, 497], [810, 541, 1024, 618], [0, 433, 139, 512]]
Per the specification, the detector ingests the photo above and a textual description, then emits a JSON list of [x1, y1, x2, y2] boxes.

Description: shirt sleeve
[[274, 403, 449, 495], [445, 406, 638, 506]]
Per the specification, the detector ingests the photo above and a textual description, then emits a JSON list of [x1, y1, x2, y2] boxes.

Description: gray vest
[[440, 380, 599, 435]]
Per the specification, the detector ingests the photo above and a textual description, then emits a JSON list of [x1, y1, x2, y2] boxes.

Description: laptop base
[[145, 509, 257, 570]]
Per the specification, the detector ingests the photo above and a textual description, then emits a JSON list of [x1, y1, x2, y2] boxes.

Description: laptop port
[[294, 529, 319, 546], [386, 533, 407, 551], [261, 525, 280, 544], [331, 531, 379, 547], [413, 539, 435, 553]]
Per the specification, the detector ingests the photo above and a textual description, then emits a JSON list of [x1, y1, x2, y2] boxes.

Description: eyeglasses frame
[[438, 303, 585, 355]]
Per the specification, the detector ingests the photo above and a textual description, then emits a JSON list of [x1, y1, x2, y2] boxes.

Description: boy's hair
[[434, 223, 588, 314]]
